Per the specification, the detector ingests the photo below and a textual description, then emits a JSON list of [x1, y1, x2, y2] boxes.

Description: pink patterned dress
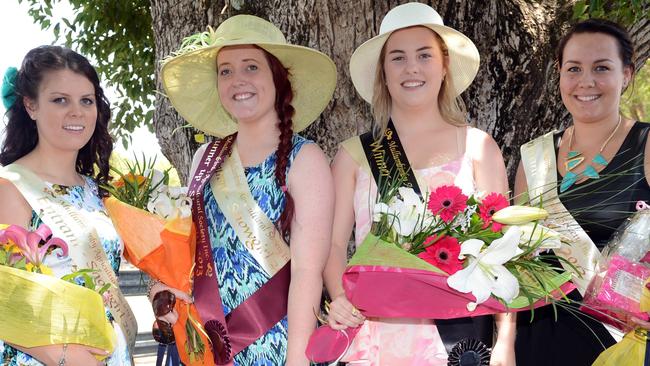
[[343, 130, 476, 366]]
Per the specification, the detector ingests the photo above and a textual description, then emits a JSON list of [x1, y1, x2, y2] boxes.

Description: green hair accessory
[[2, 67, 18, 109]]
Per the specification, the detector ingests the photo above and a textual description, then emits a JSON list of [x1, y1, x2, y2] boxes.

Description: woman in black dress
[[514, 19, 650, 365]]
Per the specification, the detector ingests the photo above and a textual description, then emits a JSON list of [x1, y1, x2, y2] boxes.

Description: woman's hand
[[62, 344, 110, 366], [489, 339, 516, 366], [148, 281, 192, 326], [327, 293, 365, 330]]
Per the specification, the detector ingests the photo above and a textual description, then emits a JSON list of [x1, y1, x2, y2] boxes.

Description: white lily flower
[[492, 206, 548, 225], [148, 193, 175, 219], [447, 226, 524, 304], [516, 223, 561, 250], [373, 202, 391, 222], [167, 186, 189, 198], [176, 196, 193, 218], [371, 187, 430, 237], [144, 168, 167, 193]]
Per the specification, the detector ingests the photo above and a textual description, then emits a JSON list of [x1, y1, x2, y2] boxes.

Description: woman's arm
[[284, 143, 334, 366], [321, 148, 366, 330], [467, 128, 516, 366], [0, 178, 32, 226]]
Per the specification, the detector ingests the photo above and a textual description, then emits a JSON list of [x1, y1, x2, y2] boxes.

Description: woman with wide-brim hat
[[151, 15, 336, 365], [322, 3, 515, 365]]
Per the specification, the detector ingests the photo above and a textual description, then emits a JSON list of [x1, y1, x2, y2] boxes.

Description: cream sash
[[0, 164, 137, 352], [210, 145, 290, 277], [520, 132, 601, 295], [520, 133, 623, 340]]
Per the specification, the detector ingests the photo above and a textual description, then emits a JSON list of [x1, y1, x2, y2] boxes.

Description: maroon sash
[[188, 135, 291, 364]]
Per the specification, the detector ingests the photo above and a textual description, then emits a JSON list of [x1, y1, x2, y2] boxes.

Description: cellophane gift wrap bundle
[[583, 203, 650, 331]]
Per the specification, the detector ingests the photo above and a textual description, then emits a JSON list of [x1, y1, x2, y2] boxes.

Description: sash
[[0, 164, 137, 353], [520, 132, 601, 295], [342, 126, 494, 353], [189, 136, 291, 364], [359, 120, 422, 198], [520, 132, 623, 341], [211, 145, 291, 277]]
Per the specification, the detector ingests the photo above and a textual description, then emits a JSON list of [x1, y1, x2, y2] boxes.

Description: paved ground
[[121, 262, 158, 365], [134, 354, 157, 365]]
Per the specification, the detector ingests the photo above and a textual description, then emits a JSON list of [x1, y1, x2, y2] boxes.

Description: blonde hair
[[371, 29, 468, 139]]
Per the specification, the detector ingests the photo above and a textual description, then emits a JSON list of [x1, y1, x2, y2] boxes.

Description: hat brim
[[162, 41, 337, 138], [349, 24, 480, 103]]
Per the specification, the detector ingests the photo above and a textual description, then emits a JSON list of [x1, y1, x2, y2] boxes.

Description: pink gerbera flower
[[427, 185, 468, 223], [418, 236, 463, 274], [478, 192, 509, 232]]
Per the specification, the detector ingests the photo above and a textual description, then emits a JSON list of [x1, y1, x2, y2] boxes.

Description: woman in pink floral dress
[[323, 3, 515, 365]]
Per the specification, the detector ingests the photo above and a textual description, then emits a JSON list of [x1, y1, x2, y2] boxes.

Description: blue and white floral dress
[[204, 135, 310, 366], [0, 177, 132, 366]]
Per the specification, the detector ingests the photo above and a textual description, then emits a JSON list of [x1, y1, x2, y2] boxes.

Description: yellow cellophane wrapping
[[640, 277, 650, 312], [0, 265, 116, 354], [592, 329, 647, 366]]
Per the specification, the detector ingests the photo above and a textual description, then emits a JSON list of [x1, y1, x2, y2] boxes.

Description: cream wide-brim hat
[[161, 15, 337, 138], [349, 2, 480, 103]]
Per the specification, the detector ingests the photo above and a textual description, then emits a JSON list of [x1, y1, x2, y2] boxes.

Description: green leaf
[[14, 257, 27, 270], [572, 1, 589, 21], [53, 22, 60, 39], [98, 283, 112, 295]]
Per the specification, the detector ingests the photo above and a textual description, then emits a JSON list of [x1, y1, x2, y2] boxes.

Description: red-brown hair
[[261, 48, 295, 239]]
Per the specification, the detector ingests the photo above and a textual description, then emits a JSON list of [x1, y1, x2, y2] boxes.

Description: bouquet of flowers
[[103, 157, 212, 365], [0, 223, 116, 356], [307, 185, 575, 362]]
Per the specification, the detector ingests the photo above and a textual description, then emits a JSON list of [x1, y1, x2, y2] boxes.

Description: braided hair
[[262, 49, 295, 239]]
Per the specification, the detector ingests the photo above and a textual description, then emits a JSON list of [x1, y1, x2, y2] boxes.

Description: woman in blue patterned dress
[[0, 46, 135, 365], [149, 15, 336, 366]]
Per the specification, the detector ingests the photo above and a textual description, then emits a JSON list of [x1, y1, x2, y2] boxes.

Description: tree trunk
[[150, 0, 650, 185]]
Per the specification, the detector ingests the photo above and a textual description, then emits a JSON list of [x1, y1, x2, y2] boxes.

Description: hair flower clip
[[2, 66, 18, 109]]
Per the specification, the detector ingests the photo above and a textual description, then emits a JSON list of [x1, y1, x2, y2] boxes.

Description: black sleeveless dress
[[515, 121, 650, 366]]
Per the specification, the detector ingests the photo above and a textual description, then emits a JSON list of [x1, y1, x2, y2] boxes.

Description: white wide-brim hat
[[349, 2, 480, 103], [161, 15, 337, 137]]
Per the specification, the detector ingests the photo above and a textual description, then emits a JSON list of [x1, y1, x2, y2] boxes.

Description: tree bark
[[150, 0, 650, 185]]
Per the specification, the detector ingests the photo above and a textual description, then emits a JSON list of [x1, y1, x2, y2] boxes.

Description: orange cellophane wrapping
[[104, 197, 214, 365]]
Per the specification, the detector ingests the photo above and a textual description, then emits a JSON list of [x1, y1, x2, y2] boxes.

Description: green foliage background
[[19, 0, 154, 148], [18, 0, 650, 147]]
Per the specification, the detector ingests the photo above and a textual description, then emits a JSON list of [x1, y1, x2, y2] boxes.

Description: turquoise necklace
[[560, 115, 622, 192]]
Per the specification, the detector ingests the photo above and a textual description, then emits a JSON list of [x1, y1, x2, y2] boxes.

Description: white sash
[[210, 146, 290, 277], [520, 133, 623, 340], [0, 164, 138, 352]]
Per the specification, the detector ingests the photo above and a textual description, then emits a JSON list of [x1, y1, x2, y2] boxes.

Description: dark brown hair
[[557, 19, 636, 76], [0, 45, 113, 195]]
